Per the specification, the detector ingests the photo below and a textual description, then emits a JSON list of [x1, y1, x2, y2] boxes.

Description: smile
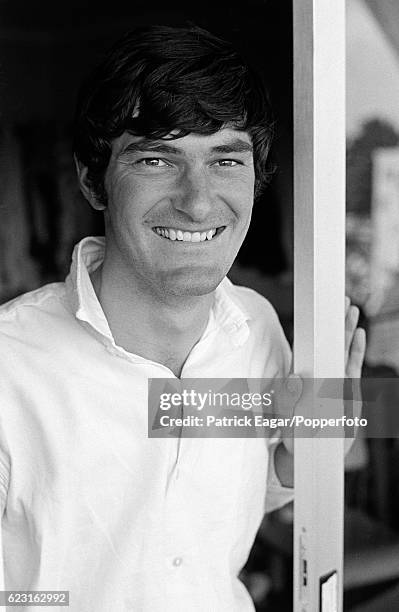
[[152, 226, 225, 242]]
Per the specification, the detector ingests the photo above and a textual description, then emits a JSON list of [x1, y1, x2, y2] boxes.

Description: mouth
[[152, 226, 226, 243]]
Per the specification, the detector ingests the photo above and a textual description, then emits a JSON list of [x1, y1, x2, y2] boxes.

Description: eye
[[136, 158, 170, 167], [214, 159, 242, 167]]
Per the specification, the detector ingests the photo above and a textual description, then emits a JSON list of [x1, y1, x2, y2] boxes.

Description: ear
[[74, 155, 106, 211]]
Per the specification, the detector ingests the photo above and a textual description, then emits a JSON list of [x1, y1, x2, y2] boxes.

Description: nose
[[173, 167, 213, 222]]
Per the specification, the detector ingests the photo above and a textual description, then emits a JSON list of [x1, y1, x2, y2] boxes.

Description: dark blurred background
[[2, 1, 399, 610], [0, 0, 293, 314]]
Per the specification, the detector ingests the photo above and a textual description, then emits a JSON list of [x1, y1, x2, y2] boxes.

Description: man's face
[[102, 127, 255, 297]]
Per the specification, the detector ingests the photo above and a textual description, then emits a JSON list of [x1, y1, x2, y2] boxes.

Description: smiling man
[[81, 127, 257, 375], [0, 26, 365, 611], [99, 131, 254, 296]]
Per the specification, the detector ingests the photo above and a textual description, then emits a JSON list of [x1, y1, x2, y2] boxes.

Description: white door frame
[[293, 2, 346, 611]]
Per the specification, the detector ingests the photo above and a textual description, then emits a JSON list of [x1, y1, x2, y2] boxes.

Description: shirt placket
[[162, 397, 196, 607]]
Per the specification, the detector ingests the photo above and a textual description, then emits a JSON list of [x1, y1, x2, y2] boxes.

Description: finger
[[346, 327, 366, 378], [276, 374, 303, 418], [286, 373, 302, 395], [348, 325, 366, 366], [345, 295, 350, 314], [345, 305, 360, 362]]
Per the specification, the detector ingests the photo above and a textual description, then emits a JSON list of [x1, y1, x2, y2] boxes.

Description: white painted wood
[[293, 2, 346, 611]]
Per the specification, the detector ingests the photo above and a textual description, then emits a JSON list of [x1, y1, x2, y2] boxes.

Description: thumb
[[275, 373, 303, 418], [285, 373, 303, 400]]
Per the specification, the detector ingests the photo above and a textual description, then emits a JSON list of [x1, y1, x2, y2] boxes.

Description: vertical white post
[[293, 2, 346, 612]]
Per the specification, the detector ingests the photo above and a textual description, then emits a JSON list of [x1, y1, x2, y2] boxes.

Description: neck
[[91, 252, 214, 378]]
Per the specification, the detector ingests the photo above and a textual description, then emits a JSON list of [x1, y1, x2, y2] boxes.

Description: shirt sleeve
[[263, 302, 294, 513], [0, 441, 10, 591]]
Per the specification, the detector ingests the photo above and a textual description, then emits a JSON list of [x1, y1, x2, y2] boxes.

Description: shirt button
[[172, 557, 183, 567]]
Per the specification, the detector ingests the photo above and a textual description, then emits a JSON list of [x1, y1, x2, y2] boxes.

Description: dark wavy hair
[[73, 25, 274, 203]]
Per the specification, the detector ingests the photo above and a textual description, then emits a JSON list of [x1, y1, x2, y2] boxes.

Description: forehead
[[111, 127, 253, 158]]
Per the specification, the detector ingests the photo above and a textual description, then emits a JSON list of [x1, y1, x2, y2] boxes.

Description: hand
[[279, 297, 366, 455]]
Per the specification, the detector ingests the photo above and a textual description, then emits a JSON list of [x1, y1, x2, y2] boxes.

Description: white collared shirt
[[0, 237, 293, 611]]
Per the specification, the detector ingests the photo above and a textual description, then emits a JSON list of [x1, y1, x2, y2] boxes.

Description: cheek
[[107, 171, 135, 205], [106, 176, 143, 232], [230, 182, 255, 223], [227, 169, 254, 200]]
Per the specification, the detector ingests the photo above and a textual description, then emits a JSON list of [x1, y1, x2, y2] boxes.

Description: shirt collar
[[65, 236, 251, 349], [65, 236, 114, 341]]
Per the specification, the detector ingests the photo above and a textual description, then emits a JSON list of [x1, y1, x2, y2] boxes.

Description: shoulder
[[221, 277, 292, 376], [222, 277, 283, 329], [0, 282, 66, 316], [0, 282, 69, 343]]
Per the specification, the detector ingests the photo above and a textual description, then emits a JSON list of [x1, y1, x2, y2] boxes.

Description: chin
[[157, 266, 227, 297]]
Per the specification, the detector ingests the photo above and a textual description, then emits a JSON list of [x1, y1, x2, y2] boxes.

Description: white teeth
[[154, 227, 220, 242]]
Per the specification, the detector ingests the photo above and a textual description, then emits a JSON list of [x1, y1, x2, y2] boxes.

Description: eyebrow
[[119, 137, 253, 157]]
